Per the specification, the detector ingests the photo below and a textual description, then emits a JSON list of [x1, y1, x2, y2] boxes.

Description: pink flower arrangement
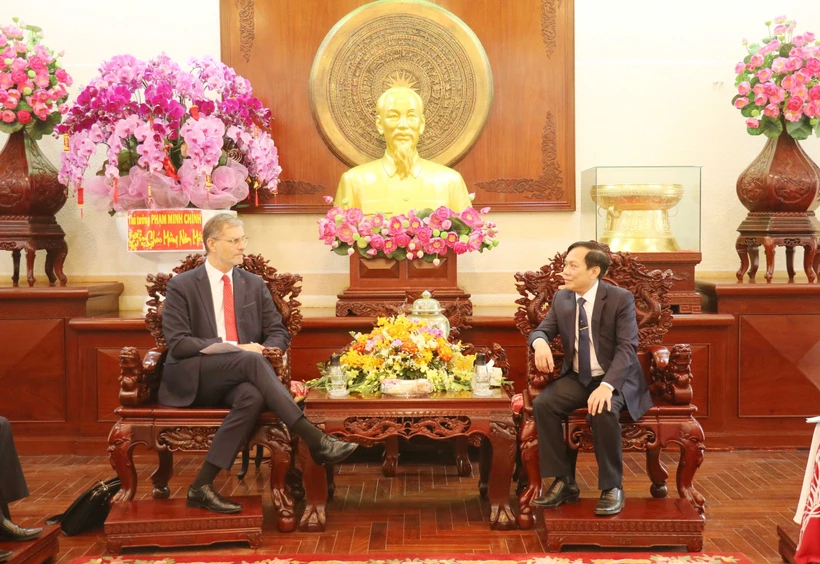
[[318, 199, 499, 263], [0, 19, 72, 140], [733, 16, 820, 139], [56, 54, 281, 212]]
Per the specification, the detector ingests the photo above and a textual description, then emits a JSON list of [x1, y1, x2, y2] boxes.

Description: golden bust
[[334, 87, 473, 216]]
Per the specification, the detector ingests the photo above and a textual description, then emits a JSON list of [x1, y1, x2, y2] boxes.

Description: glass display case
[[581, 166, 702, 253]]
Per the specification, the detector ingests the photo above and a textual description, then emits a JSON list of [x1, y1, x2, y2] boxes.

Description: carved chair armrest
[[645, 345, 670, 370], [648, 343, 693, 406], [263, 346, 289, 388], [119, 346, 166, 407]]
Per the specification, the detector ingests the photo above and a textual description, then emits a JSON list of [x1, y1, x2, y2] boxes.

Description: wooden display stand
[[104, 496, 263, 554], [336, 254, 471, 316], [631, 251, 703, 313], [540, 498, 704, 551], [0, 524, 59, 564], [735, 212, 819, 283]]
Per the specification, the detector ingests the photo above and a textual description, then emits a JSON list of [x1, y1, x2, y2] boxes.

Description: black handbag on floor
[[45, 477, 121, 536]]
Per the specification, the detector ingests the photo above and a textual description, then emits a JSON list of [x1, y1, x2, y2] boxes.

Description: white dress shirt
[[534, 280, 613, 390], [204, 259, 235, 343]]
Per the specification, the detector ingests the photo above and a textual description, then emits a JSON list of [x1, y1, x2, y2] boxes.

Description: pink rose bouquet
[[733, 16, 820, 139], [56, 54, 281, 212], [318, 200, 499, 264], [0, 19, 72, 140]]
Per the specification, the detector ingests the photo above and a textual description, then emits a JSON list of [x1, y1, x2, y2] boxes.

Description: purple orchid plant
[[56, 53, 281, 211]]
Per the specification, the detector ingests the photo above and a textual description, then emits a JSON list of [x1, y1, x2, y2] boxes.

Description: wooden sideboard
[[4, 277, 820, 453]]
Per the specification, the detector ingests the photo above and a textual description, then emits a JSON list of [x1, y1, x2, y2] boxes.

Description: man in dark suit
[[0, 416, 44, 562], [160, 213, 357, 514], [528, 241, 652, 516]]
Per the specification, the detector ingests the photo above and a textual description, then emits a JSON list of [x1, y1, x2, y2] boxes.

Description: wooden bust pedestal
[[336, 254, 471, 316]]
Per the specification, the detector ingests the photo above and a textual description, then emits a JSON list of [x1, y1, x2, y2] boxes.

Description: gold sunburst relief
[[309, 0, 493, 167]]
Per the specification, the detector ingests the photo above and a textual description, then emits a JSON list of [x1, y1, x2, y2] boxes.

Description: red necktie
[[222, 274, 238, 342]]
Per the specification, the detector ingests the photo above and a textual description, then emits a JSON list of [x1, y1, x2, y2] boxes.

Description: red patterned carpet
[[70, 554, 752, 564]]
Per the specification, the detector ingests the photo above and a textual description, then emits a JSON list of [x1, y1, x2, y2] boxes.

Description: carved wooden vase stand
[[336, 254, 471, 316], [735, 129, 820, 283], [0, 130, 68, 287]]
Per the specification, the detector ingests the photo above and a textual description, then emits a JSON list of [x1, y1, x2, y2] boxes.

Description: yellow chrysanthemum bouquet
[[308, 314, 476, 394]]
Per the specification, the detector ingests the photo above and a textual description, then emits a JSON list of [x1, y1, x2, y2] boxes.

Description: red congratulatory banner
[[127, 209, 205, 252]]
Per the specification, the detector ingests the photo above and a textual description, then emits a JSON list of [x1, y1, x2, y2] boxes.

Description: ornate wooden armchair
[[513, 249, 705, 530], [108, 254, 303, 533]]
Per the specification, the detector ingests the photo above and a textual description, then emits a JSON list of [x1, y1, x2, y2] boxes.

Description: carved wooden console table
[[298, 389, 517, 532]]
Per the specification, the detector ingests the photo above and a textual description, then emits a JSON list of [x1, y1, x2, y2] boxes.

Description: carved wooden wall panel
[[220, 0, 575, 213]]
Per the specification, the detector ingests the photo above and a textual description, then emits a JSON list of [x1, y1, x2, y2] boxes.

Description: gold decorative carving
[[234, 0, 255, 63], [309, 0, 493, 167], [475, 111, 564, 200]]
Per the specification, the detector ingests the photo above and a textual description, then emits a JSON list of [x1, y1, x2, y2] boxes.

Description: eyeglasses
[[213, 236, 249, 246]]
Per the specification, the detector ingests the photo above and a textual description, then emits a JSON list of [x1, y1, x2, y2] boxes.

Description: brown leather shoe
[[594, 487, 625, 516], [531, 478, 580, 508], [186, 484, 242, 514], [0, 518, 43, 542]]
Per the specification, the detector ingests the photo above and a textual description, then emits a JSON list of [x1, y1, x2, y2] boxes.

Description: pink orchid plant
[[733, 15, 820, 139], [0, 19, 72, 140], [318, 198, 499, 264], [56, 54, 281, 212]]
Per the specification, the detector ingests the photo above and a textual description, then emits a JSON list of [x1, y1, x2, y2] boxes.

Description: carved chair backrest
[[144, 253, 303, 380], [514, 246, 676, 395]]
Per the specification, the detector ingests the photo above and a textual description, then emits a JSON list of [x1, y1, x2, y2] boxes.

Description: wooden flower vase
[[336, 254, 471, 316]]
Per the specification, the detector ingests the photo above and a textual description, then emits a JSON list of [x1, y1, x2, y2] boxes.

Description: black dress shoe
[[310, 435, 358, 465], [531, 478, 580, 508], [186, 484, 242, 514], [595, 487, 625, 516], [0, 549, 12, 563], [0, 518, 43, 542]]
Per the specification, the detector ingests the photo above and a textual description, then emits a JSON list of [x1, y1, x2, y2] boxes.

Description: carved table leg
[[785, 245, 796, 283], [382, 436, 398, 477], [24, 244, 35, 287], [478, 436, 491, 499], [455, 436, 471, 477], [11, 249, 20, 287], [487, 419, 517, 530], [265, 424, 295, 532], [735, 237, 750, 282], [806, 242, 818, 283], [298, 437, 327, 532], [44, 249, 56, 286], [52, 240, 67, 286], [748, 244, 760, 280], [237, 447, 250, 479], [646, 446, 669, 498], [516, 419, 539, 530], [107, 422, 138, 503], [150, 448, 173, 498], [763, 236, 776, 283]]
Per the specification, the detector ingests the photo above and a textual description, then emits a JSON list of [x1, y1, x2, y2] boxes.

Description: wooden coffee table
[[298, 389, 517, 531]]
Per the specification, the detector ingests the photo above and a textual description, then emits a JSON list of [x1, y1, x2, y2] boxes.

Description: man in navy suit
[[528, 241, 652, 516], [160, 213, 357, 514]]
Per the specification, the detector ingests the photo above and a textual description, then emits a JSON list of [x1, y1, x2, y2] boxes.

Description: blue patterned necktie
[[577, 297, 592, 387]]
